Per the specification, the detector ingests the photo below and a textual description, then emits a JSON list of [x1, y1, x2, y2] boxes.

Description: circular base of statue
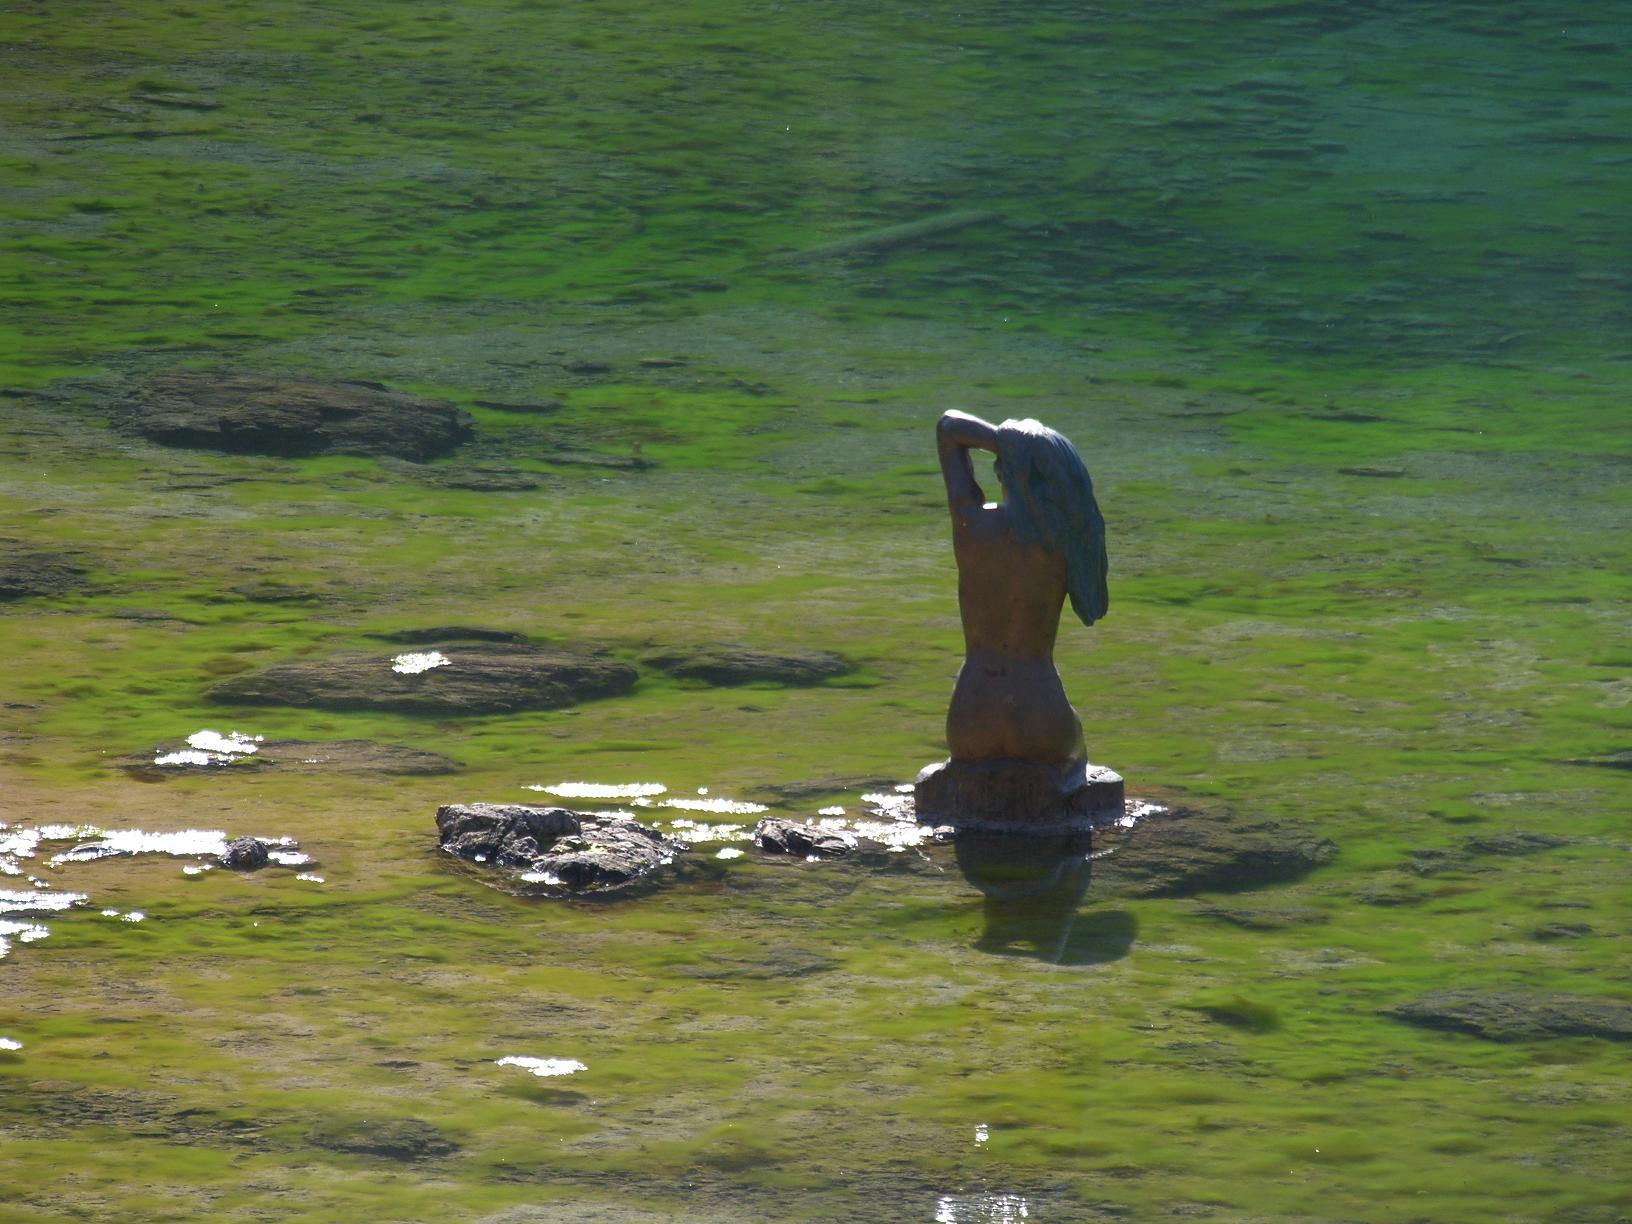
[[914, 757, 1124, 831]]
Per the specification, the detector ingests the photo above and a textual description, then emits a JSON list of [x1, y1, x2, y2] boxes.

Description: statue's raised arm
[[916, 412, 1122, 830], [936, 409, 1000, 516]]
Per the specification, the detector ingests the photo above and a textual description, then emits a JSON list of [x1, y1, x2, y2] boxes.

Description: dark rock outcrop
[[436, 803, 581, 867], [1384, 989, 1632, 1041], [209, 644, 636, 714], [644, 645, 850, 686], [436, 803, 682, 893], [219, 836, 270, 870], [1093, 805, 1337, 898], [0, 550, 86, 601], [122, 372, 474, 460], [753, 817, 858, 858], [544, 820, 680, 890]]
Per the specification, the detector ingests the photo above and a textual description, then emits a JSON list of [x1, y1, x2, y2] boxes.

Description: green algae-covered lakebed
[[3, 2, 1630, 1220]]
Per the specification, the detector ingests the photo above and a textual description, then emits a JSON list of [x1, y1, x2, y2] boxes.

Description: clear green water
[[2, 1, 1629, 1220]]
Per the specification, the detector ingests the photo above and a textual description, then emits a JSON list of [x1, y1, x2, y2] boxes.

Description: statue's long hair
[[994, 418, 1109, 627]]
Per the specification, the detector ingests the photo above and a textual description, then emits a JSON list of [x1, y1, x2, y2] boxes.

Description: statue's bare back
[[938, 412, 1085, 764], [918, 409, 1121, 828]]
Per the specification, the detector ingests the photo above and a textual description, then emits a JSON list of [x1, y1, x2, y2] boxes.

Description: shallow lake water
[[2, 2, 1629, 1221]]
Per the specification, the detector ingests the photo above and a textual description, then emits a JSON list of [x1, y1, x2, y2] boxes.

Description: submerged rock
[[1530, 922, 1593, 941], [122, 738, 462, 778], [228, 581, 325, 605], [121, 371, 474, 461], [643, 644, 851, 686], [0, 550, 87, 601], [306, 1116, 457, 1161], [261, 740, 462, 775], [219, 837, 270, 870], [1192, 903, 1327, 930], [1384, 989, 1632, 1041], [1461, 831, 1569, 856], [753, 817, 858, 858], [371, 626, 531, 645], [1093, 805, 1337, 898], [209, 644, 635, 714], [1561, 748, 1632, 772], [436, 802, 682, 893]]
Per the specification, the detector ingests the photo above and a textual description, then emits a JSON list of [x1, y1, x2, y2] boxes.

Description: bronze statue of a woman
[[914, 410, 1124, 828]]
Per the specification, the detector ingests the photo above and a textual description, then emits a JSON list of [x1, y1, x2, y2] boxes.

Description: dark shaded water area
[[2, 1, 1629, 1220]]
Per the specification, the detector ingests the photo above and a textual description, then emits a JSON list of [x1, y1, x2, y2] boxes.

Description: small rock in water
[[436, 803, 581, 868], [753, 817, 858, 858], [219, 837, 270, 871], [435, 803, 682, 893]]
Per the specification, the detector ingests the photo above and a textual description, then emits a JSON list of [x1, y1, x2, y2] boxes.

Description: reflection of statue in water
[[914, 410, 1124, 828], [953, 829, 1136, 965]]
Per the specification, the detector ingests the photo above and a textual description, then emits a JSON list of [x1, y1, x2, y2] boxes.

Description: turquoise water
[[2, 2, 1629, 1220]]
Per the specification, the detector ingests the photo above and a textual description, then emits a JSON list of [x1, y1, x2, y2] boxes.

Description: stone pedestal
[[914, 757, 1124, 830]]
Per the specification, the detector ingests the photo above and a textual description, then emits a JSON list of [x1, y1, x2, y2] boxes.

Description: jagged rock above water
[[219, 836, 270, 870], [0, 549, 87, 601], [436, 802, 683, 893], [1384, 989, 1632, 1041], [209, 645, 635, 714], [644, 644, 851, 686], [437, 803, 582, 867], [121, 371, 474, 460], [1094, 805, 1337, 898], [753, 817, 858, 858]]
